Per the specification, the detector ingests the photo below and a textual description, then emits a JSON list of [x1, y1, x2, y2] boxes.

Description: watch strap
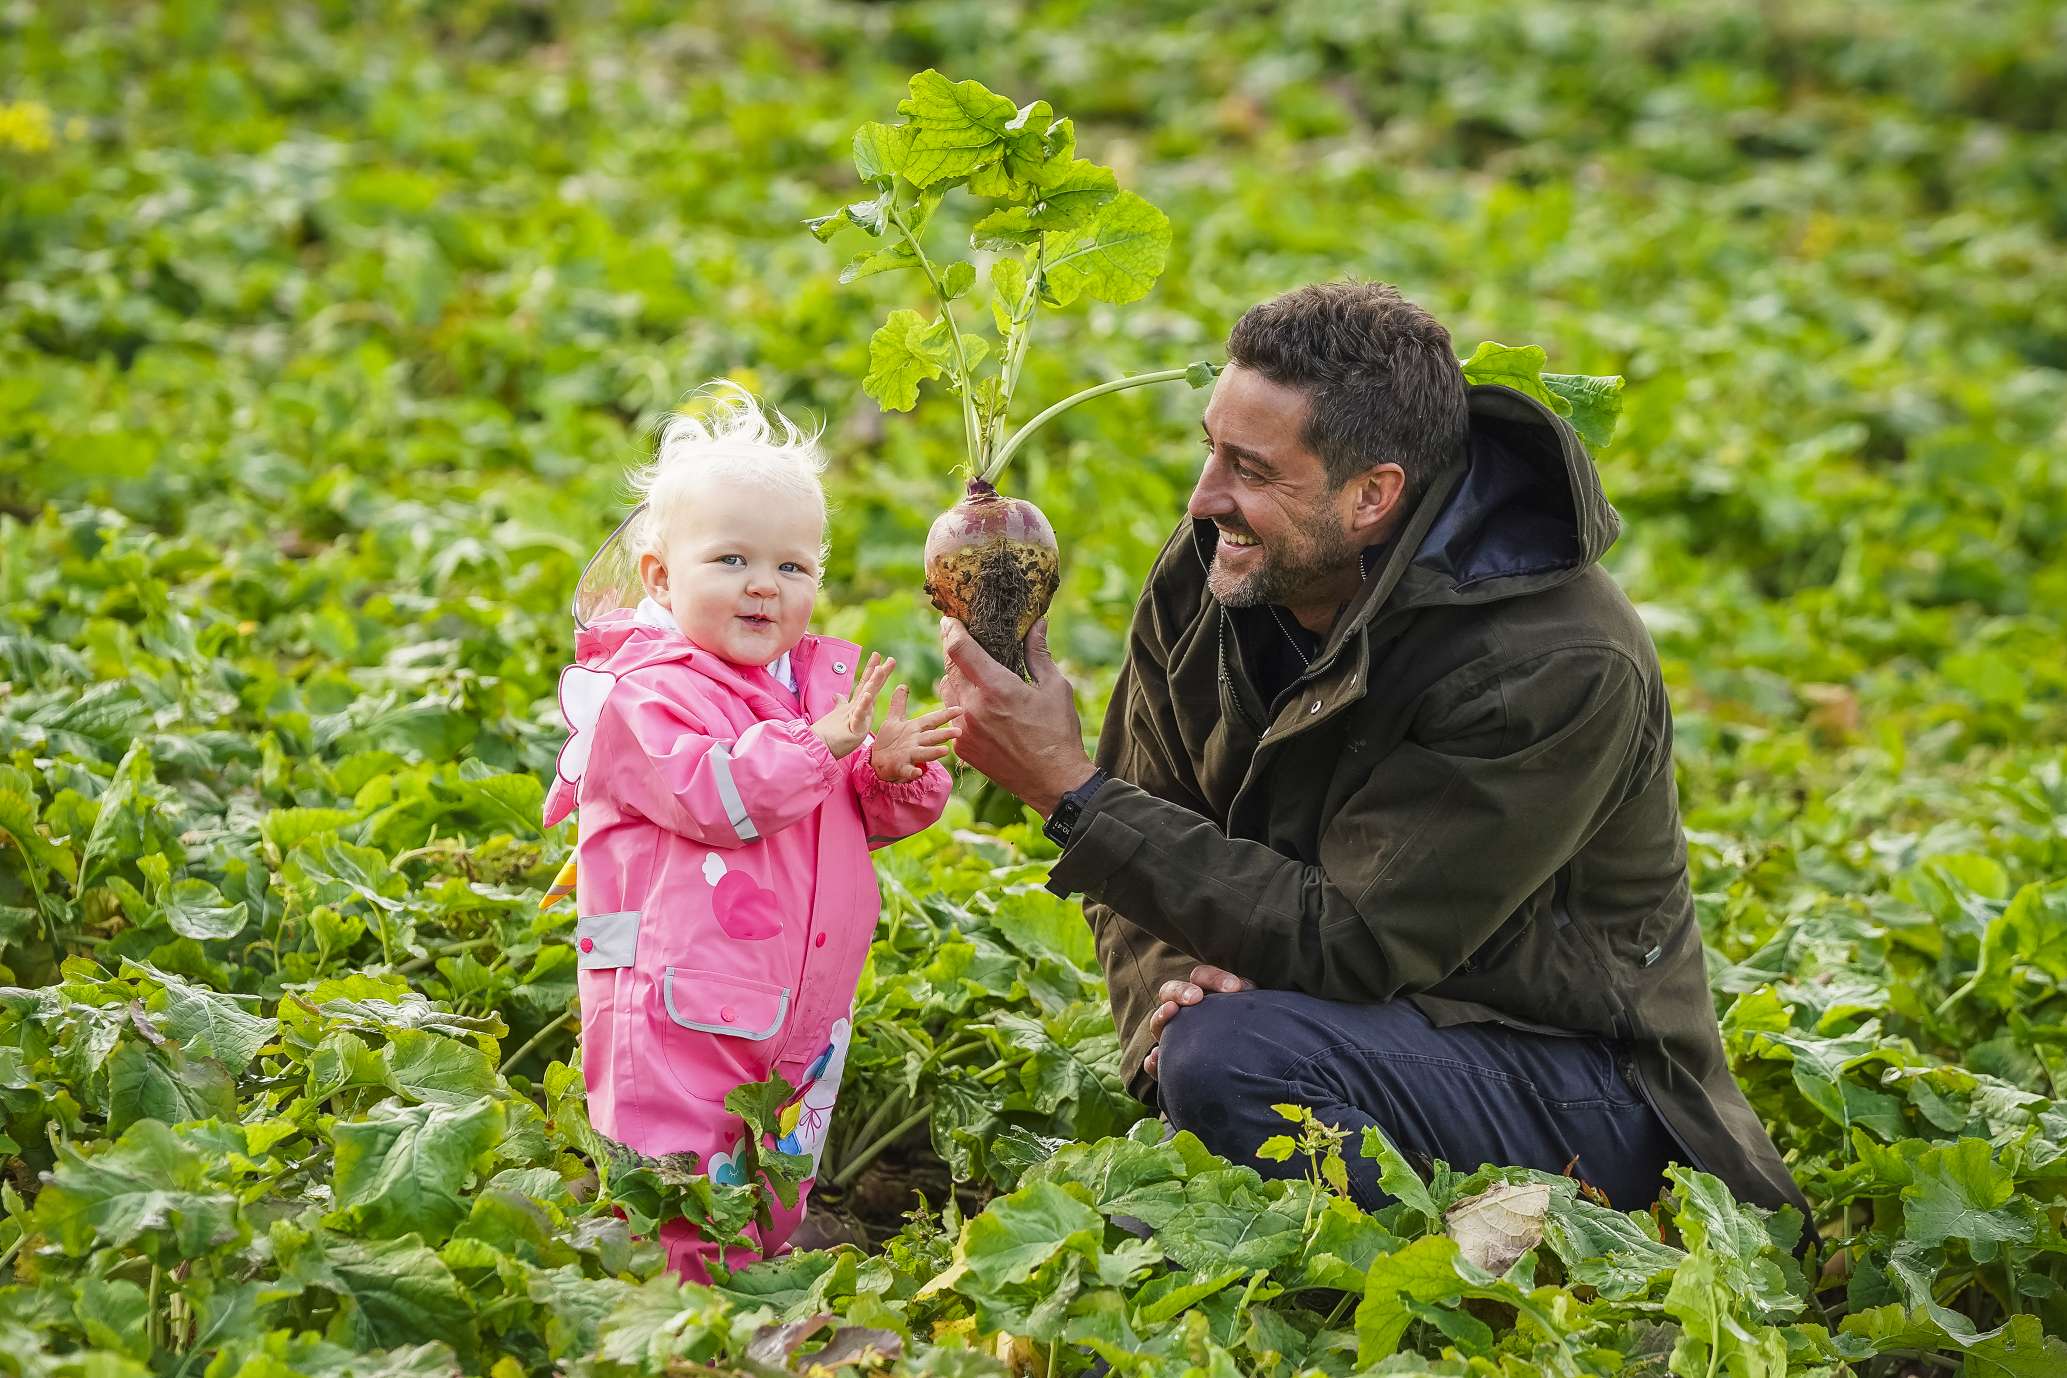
[[1043, 768, 1110, 849]]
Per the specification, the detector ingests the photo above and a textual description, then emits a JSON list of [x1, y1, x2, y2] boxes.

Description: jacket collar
[[577, 605, 851, 710], [1191, 383, 1619, 729]]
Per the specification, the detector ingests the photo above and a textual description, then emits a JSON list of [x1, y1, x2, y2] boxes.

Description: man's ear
[[1347, 463, 1408, 539], [637, 552, 670, 607]]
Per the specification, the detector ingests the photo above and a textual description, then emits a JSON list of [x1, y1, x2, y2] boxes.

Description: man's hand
[[1141, 964, 1256, 1080], [938, 616, 1095, 817]]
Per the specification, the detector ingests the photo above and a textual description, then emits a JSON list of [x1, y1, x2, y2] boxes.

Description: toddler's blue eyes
[[714, 555, 809, 574]]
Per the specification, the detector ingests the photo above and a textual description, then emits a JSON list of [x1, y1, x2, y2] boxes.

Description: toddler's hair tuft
[[624, 381, 830, 568]]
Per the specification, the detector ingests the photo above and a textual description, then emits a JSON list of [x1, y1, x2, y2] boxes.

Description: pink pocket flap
[[661, 967, 790, 1042]]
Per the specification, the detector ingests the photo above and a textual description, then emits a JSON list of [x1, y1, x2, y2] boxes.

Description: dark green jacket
[[1049, 385, 1810, 1220]]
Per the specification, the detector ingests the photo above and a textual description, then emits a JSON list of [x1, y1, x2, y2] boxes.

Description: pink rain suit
[[542, 601, 951, 1280]]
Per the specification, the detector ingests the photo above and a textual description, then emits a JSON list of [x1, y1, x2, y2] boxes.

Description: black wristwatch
[[1042, 768, 1110, 849]]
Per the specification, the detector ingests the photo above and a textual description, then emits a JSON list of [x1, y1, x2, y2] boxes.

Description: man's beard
[[1205, 511, 1362, 609]]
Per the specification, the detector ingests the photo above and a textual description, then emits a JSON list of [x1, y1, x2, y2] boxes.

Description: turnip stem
[[984, 365, 1199, 483], [888, 202, 982, 466], [985, 241, 1046, 462]]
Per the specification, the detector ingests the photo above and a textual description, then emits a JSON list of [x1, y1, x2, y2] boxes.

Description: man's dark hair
[[1226, 281, 1470, 499]]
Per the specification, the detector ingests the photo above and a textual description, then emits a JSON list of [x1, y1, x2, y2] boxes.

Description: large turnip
[[808, 71, 1216, 676]]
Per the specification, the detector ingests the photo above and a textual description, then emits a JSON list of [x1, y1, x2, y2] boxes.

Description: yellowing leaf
[[864, 309, 953, 412], [896, 71, 1017, 187]]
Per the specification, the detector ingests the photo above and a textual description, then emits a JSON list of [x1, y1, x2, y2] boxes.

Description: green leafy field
[[4, 2, 2067, 1374]]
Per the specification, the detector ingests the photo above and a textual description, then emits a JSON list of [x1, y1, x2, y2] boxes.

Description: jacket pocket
[[654, 968, 793, 1106], [576, 910, 640, 968], [662, 968, 791, 1041]]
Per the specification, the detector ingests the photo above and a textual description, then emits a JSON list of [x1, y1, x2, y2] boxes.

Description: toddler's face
[[638, 476, 822, 666]]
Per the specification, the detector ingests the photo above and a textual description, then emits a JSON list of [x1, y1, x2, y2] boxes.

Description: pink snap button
[[814, 932, 827, 948], [720, 1006, 736, 1022], [578, 937, 594, 953]]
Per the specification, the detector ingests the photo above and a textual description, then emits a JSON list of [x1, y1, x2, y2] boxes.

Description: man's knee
[[1156, 990, 1287, 1120]]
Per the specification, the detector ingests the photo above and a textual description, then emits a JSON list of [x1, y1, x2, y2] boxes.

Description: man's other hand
[[1142, 964, 1256, 1080], [938, 616, 1095, 817]]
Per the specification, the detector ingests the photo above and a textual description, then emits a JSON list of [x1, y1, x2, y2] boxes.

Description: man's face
[[1188, 363, 1362, 610]]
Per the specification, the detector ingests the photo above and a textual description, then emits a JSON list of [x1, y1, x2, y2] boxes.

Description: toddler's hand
[[812, 653, 892, 759], [869, 684, 964, 783]]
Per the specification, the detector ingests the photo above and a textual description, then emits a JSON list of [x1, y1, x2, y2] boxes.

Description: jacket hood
[[1189, 382, 1620, 668], [1389, 382, 1620, 610]]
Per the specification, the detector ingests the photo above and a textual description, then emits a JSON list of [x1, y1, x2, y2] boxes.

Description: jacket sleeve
[[849, 747, 954, 850], [586, 670, 844, 846], [1079, 542, 1228, 1093], [1048, 645, 1649, 1005]]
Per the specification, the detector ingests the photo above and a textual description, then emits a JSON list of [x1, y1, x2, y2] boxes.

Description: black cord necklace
[[1270, 544, 1382, 670]]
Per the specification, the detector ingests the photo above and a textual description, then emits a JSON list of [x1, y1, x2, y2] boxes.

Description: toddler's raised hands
[[869, 683, 963, 783], [811, 653, 894, 758]]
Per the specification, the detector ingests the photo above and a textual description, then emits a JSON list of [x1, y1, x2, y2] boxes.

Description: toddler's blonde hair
[[624, 381, 830, 568]]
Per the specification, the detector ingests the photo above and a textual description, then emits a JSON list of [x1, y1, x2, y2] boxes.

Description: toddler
[[541, 383, 959, 1281]]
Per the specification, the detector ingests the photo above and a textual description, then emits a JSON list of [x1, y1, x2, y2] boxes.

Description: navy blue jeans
[[1156, 989, 1679, 1212]]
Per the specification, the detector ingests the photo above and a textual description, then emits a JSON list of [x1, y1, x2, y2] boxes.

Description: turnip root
[[923, 478, 1059, 678]]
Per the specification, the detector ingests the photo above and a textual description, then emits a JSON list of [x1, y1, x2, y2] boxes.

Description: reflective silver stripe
[[662, 968, 788, 1041], [707, 743, 759, 841]]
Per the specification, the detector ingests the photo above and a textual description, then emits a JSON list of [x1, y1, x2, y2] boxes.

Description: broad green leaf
[[1663, 1246, 1790, 1378], [1542, 1195, 1684, 1299], [1899, 1137, 2038, 1261], [1042, 191, 1171, 306], [1355, 1235, 1543, 1365], [162, 876, 249, 940], [330, 1094, 505, 1239], [107, 1036, 238, 1132], [261, 806, 357, 854], [1027, 159, 1117, 230], [840, 243, 920, 283], [1541, 371, 1626, 449], [1665, 1166, 1803, 1322], [970, 206, 1038, 250], [283, 1229, 478, 1354], [32, 1118, 244, 1257], [959, 1178, 1102, 1287], [82, 741, 179, 886], [1359, 1125, 1442, 1220], [990, 255, 1029, 334], [134, 962, 275, 1070], [1964, 1315, 2067, 1377], [852, 121, 910, 185], [1154, 1168, 1308, 1274], [0, 783, 76, 883], [74, 1277, 150, 1360], [863, 308, 953, 412], [1972, 881, 2067, 1008], [1134, 1267, 1248, 1325], [381, 1028, 498, 1106], [1458, 342, 1567, 414], [896, 70, 1017, 187]]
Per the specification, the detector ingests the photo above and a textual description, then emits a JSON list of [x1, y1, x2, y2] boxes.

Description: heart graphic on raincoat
[[705, 1138, 747, 1187], [711, 868, 784, 942]]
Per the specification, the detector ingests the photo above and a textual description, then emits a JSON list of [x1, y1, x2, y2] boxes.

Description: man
[[939, 281, 1808, 1220]]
